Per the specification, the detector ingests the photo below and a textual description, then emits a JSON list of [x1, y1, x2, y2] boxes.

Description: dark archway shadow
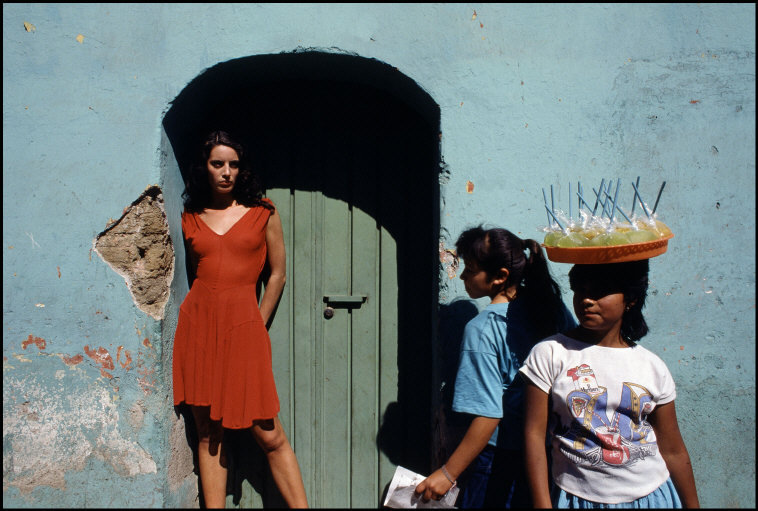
[[163, 50, 441, 507], [433, 299, 480, 465]]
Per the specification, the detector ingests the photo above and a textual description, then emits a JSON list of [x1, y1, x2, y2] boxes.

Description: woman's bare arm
[[259, 208, 286, 327]]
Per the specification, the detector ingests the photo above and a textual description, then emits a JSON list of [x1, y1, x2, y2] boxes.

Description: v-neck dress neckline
[[196, 206, 254, 236]]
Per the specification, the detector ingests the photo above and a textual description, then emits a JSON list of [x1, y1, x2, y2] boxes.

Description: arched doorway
[[162, 50, 441, 508]]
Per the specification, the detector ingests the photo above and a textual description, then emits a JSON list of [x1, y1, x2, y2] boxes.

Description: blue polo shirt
[[452, 298, 574, 449]]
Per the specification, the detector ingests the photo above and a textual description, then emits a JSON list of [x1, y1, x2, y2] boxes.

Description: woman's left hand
[[414, 469, 454, 502]]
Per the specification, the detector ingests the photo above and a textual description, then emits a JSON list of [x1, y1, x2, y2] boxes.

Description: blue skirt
[[553, 477, 682, 508]]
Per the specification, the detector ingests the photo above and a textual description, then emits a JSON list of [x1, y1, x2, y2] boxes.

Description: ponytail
[[519, 239, 565, 341]]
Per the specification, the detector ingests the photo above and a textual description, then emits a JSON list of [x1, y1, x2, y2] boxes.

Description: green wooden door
[[264, 137, 397, 508], [221, 80, 438, 509], [224, 136, 398, 508]]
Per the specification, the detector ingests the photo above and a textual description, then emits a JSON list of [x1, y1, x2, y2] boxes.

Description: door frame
[[162, 49, 442, 508]]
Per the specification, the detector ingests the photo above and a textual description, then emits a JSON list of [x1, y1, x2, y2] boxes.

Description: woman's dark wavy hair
[[568, 260, 650, 343], [182, 130, 273, 213], [455, 225, 566, 342]]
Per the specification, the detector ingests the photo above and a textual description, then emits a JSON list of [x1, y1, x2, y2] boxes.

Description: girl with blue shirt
[[415, 226, 574, 507]]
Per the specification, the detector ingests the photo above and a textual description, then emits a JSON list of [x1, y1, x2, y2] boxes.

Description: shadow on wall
[[434, 299, 480, 464], [164, 50, 441, 506]]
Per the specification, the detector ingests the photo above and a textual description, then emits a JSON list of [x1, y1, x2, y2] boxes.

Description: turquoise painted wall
[[3, 3, 754, 507]]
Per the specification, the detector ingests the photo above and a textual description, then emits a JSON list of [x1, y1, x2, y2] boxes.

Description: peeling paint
[[136, 364, 156, 395], [127, 401, 146, 432], [62, 353, 84, 366], [116, 346, 133, 370], [84, 345, 115, 378], [22, 335, 46, 350], [3, 374, 157, 494], [466, 180, 474, 193], [76, 34, 84, 44], [23, 21, 36, 32], [439, 242, 459, 279]]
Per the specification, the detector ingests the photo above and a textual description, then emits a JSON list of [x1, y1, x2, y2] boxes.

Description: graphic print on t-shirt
[[561, 364, 658, 467]]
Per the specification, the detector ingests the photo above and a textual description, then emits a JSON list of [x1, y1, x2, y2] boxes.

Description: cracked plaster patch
[[93, 185, 174, 319]]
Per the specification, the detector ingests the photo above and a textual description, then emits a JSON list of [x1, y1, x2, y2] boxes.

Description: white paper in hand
[[383, 466, 459, 509]]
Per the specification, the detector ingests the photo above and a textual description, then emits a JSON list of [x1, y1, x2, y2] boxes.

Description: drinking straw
[[592, 178, 605, 215], [576, 191, 594, 211], [544, 205, 566, 232], [593, 186, 610, 218], [602, 188, 633, 224], [652, 181, 666, 214], [609, 178, 621, 224], [614, 203, 633, 225], [603, 180, 614, 218], [576, 181, 589, 213], [631, 181, 651, 218], [542, 188, 551, 226], [631, 176, 640, 216]]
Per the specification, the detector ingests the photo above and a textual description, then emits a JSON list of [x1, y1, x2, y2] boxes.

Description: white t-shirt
[[519, 334, 676, 504]]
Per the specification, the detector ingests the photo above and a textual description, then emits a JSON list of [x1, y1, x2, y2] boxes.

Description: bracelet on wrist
[[441, 464, 457, 488]]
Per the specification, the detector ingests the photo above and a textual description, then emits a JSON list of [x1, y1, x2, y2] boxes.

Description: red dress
[[172, 199, 280, 429]]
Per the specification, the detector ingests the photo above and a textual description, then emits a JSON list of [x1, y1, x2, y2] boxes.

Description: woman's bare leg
[[192, 406, 227, 508], [252, 417, 308, 508]]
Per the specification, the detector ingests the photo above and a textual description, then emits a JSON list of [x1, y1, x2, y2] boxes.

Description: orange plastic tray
[[543, 234, 673, 264]]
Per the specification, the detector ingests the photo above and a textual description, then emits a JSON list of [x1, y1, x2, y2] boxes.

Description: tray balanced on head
[[539, 177, 672, 264], [543, 233, 673, 264]]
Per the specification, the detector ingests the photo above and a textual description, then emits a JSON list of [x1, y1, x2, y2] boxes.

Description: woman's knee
[[252, 418, 289, 453]]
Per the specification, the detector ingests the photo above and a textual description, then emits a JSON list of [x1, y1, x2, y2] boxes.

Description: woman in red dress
[[173, 130, 307, 508]]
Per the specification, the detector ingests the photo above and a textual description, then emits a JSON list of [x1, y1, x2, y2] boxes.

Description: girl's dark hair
[[568, 260, 650, 343], [182, 130, 273, 213], [455, 225, 565, 342]]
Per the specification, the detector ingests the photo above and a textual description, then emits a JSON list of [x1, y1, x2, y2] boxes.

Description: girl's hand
[[414, 469, 454, 502]]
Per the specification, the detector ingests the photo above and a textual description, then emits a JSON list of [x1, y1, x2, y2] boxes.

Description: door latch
[[323, 294, 367, 319]]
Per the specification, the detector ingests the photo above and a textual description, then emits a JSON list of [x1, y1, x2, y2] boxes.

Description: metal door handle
[[323, 295, 367, 307], [323, 295, 366, 319]]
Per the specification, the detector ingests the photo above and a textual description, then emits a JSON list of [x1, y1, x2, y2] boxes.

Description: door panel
[[224, 81, 436, 509], [242, 142, 394, 508], [319, 140, 352, 506]]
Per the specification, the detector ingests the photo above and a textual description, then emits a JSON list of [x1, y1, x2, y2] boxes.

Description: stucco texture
[[3, 3, 754, 508]]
